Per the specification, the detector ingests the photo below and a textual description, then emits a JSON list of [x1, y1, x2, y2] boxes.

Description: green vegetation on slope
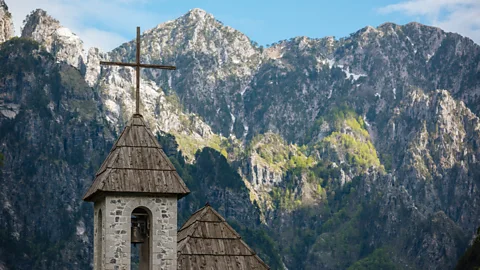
[[247, 132, 316, 171], [348, 248, 399, 270], [316, 106, 383, 173], [156, 132, 284, 269], [322, 132, 381, 170]]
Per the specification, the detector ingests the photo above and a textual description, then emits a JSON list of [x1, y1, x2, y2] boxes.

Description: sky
[[6, 0, 480, 52]]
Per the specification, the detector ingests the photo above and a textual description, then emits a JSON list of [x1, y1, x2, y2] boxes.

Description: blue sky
[[7, 0, 480, 51]]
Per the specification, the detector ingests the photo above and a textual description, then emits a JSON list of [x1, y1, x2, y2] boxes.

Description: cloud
[[378, 0, 480, 44], [6, 0, 172, 51], [75, 28, 128, 53]]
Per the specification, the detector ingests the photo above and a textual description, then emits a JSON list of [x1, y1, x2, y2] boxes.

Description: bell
[[131, 209, 149, 244], [131, 224, 145, 244]]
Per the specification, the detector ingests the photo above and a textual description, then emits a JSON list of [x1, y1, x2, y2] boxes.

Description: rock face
[[0, 38, 114, 269], [84, 47, 105, 86], [93, 196, 178, 269], [386, 89, 480, 231], [305, 170, 469, 270], [21, 9, 87, 72], [0, 0, 13, 43], [107, 8, 262, 137], [22, 9, 86, 70], [1, 4, 480, 270], [243, 156, 283, 189]]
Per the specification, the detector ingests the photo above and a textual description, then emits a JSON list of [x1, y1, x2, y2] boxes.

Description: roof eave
[[83, 190, 190, 202]]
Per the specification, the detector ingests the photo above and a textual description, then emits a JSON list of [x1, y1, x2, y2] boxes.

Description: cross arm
[[100, 61, 176, 70]]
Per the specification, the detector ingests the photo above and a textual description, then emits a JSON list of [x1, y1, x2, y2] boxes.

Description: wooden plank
[[177, 255, 268, 270], [101, 170, 188, 193], [182, 239, 251, 255], [107, 147, 174, 170], [177, 205, 271, 269]]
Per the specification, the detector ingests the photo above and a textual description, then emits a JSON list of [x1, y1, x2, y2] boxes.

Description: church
[[82, 27, 269, 270]]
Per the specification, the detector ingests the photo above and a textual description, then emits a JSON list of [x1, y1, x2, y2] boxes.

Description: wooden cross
[[100, 26, 176, 115]]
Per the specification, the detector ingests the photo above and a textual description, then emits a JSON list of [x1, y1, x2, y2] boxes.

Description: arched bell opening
[[130, 207, 152, 270], [96, 209, 103, 270]]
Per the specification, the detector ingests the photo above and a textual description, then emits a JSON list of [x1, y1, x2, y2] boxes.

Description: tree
[[456, 226, 480, 270]]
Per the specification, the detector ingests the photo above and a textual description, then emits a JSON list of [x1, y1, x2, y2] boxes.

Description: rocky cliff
[[22, 9, 86, 70], [0, 37, 114, 268], [0, 0, 13, 43]]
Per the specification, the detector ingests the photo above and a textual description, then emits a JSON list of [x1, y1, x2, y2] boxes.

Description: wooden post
[[99, 27, 176, 115]]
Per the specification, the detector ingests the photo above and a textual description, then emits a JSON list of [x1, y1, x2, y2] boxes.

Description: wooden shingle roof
[[83, 114, 190, 202], [177, 204, 270, 270]]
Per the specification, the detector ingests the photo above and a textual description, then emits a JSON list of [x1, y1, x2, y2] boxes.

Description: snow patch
[[55, 27, 81, 42], [322, 60, 366, 81], [243, 122, 249, 138], [337, 64, 367, 81], [426, 53, 434, 62], [393, 88, 396, 100], [228, 105, 235, 133], [406, 36, 414, 47], [342, 69, 366, 81], [375, 92, 381, 98], [76, 221, 86, 236], [325, 59, 335, 69], [240, 86, 248, 96], [363, 116, 370, 127], [56, 27, 75, 38], [106, 115, 115, 124]]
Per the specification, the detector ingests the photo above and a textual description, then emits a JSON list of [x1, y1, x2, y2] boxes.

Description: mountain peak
[[21, 9, 60, 40], [0, 0, 8, 10], [188, 8, 208, 16], [183, 8, 214, 22], [0, 0, 14, 42], [21, 8, 85, 69], [378, 22, 398, 29]]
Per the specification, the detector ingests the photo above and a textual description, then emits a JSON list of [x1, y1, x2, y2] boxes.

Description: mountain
[[0, 3, 479, 269], [0, 0, 13, 43], [0, 37, 114, 268]]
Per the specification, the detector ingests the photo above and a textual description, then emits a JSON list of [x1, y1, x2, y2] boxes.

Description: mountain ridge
[[0, 3, 479, 270]]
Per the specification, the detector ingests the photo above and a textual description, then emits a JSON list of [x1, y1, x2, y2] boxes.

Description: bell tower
[[83, 114, 190, 270]]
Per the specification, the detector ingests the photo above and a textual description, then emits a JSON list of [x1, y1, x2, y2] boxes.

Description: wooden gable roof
[[177, 204, 270, 270], [83, 114, 190, 201]]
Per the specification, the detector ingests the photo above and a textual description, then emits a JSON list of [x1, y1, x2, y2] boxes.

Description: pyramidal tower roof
[[83, 114, 190, 201], [177, 204, 270, 270]]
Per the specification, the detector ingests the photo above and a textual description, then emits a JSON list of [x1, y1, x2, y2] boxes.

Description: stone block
[[93, 195, 178, 269]]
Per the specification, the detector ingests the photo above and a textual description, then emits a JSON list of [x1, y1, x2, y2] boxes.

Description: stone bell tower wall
[[94, 199, 106, 270], [93, 195, 178, 270]]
